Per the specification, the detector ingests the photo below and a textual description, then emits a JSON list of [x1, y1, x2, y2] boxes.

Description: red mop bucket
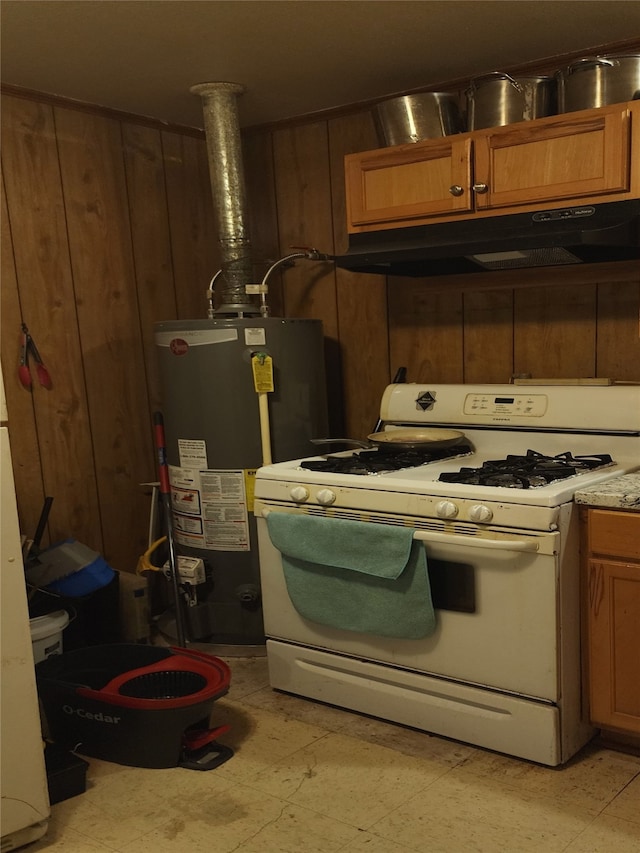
[[36, 644, 233, 770]]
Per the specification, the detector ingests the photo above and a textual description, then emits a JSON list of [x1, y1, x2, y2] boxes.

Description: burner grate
[[300, 443, 473, 475], [438, 450, 614, 488]]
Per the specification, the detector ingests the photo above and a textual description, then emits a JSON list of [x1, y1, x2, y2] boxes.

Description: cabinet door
[[345, 138, 472, 230], [473, 107, 631, 211], [588, 557, 640, 733], [589, 508, 640, 560]]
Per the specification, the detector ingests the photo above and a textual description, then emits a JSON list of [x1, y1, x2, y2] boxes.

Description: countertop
[[574, 473, 640, 511]]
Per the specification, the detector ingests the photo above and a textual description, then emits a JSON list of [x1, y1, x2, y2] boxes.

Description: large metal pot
[[466, 72, 556, 130], [556, 54, 640, 113], [374, 92, 464, 146]]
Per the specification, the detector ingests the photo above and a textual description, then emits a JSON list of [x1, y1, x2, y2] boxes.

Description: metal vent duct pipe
[[190, 82, 258, 315]]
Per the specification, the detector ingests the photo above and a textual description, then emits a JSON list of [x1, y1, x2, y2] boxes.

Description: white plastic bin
[[30, 611, 69, 664]]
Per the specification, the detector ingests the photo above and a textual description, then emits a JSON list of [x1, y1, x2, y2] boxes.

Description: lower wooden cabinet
[[584, 509, 640, 735]]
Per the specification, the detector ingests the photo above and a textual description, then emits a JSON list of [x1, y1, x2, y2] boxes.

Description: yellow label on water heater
[[251, 353, 274, 393], [244, 469, 257, 513]]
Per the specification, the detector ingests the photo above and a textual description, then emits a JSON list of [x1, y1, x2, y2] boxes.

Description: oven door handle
[[259, 510, 539, 553], [413, 531, 539, 552]]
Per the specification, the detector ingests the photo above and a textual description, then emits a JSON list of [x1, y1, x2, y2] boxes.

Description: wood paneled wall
[[1, 95, 219, 571], [2, 90, 639, 574]]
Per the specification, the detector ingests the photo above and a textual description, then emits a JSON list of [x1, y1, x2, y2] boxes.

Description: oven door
[[255, 501, 561, 702]]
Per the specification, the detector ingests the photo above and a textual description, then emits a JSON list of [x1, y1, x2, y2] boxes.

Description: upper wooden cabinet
[[345, 102, 638, 233], [345, 137, 474, 226]]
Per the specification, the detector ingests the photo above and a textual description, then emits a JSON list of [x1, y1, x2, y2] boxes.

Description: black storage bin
[[36, 644, 232, 771], [44, 743, 89, 804], [29, 572, 121, 649]]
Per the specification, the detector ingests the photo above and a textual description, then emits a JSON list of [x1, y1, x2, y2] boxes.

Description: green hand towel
[[266, 513, 436, 639]]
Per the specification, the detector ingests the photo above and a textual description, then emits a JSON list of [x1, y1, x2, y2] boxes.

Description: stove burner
[[300, 443, 473, 475], [438, 450, 614, 488]]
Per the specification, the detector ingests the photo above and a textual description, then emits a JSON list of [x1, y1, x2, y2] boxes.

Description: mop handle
[[152, 411, 186, 647], [153, 412, 171, 494]]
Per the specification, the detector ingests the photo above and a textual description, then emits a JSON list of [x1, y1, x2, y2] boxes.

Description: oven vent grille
[[303, 507, 480, 536]]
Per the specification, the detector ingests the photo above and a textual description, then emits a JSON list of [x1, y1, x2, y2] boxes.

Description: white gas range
[[254, 383, 640, 766]]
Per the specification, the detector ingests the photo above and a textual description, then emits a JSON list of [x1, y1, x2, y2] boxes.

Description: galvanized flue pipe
[[190, 82, 257, 315]]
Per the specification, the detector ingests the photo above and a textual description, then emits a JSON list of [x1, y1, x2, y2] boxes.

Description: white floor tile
[[231, 801, 361, 852], [458, 742, 640, 815], [369, 766, 595, 852], [601, 772, 640, 824], [34, 658, 640, 853], [564, 814, 640, 852], [241, 730, 448, 829], [27, 817, 118, 851], [118, 784, 337, 853], [339, 831, 417, 852], [47, 761, 235, 848], [209, 701, 333, 784]]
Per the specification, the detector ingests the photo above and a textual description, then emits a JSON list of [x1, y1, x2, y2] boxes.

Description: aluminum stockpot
[[374, 92, 464, 146], [466, 72, 556, 130], [556, 54, 640, 113]]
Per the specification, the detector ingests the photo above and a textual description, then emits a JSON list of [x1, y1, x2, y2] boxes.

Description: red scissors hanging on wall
[[19, 324, 52, 390]]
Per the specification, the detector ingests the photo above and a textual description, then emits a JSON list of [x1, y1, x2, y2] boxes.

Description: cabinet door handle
[[472, 182, 489, 194], [449, 184, 464, 197]]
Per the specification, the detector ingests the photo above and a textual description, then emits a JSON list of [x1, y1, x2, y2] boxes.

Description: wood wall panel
[[596, 279, 640, 380], [329, 111, 390, 437], [272, 121, 343, 433], [272, 122, 337, 325], [162, 132, 218, 321], [0, 180, 46, 543], [514, 284, 597, 378], [242, 130, 284, 316], [122, 123, 177, 413], [1, 96, 101, 550], [388, 283, 464, 383], [463, 290, 514, 383], [54, 107, 153, 571]]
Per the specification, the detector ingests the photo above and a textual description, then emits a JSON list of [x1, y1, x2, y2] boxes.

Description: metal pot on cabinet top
[[374, 92, 464, 146], [556, 54, 640, 113], [466, 72, 556, 130]]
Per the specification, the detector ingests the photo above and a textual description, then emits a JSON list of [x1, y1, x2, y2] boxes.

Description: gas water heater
[[155, 316, 328, 645]]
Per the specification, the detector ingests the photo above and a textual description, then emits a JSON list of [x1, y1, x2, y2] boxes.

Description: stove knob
[[316, 488, 337, 506], [436, 500, 459, 519], [290, 486, 309, 503], [469, 504, 493, 523]]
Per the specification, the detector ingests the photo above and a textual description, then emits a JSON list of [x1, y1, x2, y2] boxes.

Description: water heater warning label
[[169, 465, 250, 551], [178, 439, 207, 469]]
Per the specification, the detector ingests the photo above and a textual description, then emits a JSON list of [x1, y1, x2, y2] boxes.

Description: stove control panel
[[464, 393, 548, 417], [254, 481, 563, 532]]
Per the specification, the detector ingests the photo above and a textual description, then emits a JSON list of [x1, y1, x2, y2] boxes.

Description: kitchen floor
[[31, 655, 640, 853]]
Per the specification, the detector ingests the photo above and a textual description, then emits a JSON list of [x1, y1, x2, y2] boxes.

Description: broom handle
[[153, 412, 187, 647]]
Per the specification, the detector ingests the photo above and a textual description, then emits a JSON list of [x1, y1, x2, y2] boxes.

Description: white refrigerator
[[1, 366, 50, 850]]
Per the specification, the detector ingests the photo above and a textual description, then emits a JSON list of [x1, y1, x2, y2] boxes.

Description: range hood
[[334, 200, 640, 277]]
